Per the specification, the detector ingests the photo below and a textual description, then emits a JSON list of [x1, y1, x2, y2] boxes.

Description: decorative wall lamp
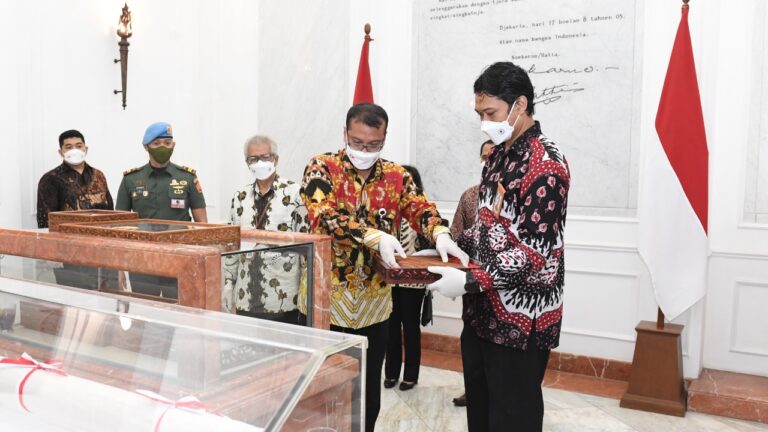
[[114, 3, 132, 110]]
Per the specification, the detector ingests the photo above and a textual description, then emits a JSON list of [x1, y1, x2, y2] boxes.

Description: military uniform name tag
[[133, 186, 147, 198], [171, 198, 186, 209]]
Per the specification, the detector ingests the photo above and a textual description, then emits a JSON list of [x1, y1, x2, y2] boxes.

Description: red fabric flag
[[655, 6, 709, 233], [638, 4, 709, 319], [353, 28, 374, 104]]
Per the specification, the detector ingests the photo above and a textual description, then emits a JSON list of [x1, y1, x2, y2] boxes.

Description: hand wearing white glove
[[377, 232, 407, 269], [426, 266, 468, 299], [435, 233, 470, 266]]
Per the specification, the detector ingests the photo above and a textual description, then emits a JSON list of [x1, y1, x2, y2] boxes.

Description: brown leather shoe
[[452, 393, 466, 407]]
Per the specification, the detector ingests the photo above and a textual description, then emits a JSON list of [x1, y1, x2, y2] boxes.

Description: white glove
[[426, 266, 468, 299], [436, 233, 470, 266], [378, 233, 407, 269], [411, 249, 438, 257]]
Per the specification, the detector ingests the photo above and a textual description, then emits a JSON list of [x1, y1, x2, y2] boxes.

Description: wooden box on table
[[57, 218, 240, 250], [47, 209, 139, 232], [374, 254, 480, 286]]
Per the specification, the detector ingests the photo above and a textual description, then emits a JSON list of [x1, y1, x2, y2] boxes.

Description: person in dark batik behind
[[427, 62, 571, 432], [383, 165, 433, 392], [37, 129, 113, 228], [450, 139, 494, 408], [37, 129, 114, 290]]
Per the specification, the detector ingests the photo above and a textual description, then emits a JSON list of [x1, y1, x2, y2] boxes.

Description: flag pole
[[656, 0, 690, 333], [621, 0, 692, 416], [353, 23, 374, 104], [657, 308, 665, 329]]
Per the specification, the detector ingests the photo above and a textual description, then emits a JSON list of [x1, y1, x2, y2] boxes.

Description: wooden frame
[[239, 229, 333, 330], [48, 209, 139, 232], [58, 218, 240, 249], [0, 229, 221, 311]]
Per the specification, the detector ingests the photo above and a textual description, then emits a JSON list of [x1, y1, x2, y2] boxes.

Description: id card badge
[[171, 199, 186, 209]]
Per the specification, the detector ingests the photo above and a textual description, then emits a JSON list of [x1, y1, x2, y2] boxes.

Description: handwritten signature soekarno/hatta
[[534, 83, 585, 105]]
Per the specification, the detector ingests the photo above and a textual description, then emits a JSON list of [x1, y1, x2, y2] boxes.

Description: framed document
[[48, 209, 139, 232]]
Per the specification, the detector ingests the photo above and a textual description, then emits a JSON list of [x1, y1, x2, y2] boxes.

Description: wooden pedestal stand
[[620, 308, 687, 416]]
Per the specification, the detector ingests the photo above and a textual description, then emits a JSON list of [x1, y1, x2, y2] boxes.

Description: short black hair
[[58, 129, 85, 148], [346, 103, 388, 132], [480, 139, 494, 157], [473, 62, 535, 115], [402, 165, 424, 194]]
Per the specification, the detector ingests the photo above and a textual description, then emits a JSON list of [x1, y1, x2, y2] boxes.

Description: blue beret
[[142, 122, 173, 145]]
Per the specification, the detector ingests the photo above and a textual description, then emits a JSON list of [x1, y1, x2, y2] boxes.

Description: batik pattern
[[300, 149, 448, 329], [460, 122, 570, 350], [37, 163, 113, 228], [224, 176, 309, 315]]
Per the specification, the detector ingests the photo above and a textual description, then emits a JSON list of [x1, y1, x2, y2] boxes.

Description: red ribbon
[[0, 352, 67, 412], [135, 390, 220, 432]]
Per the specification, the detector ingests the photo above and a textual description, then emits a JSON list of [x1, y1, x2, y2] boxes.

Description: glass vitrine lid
[[0, 277, 365, 431]]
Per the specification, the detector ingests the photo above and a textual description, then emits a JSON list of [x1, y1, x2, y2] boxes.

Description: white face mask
[[63, 148, 86, 165], [249, 160, 275, 181], [346, 144, 381, 170], [480, 101, 522, 146]]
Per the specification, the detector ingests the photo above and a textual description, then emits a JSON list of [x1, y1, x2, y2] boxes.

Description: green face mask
[[147, 146, 174, 164]]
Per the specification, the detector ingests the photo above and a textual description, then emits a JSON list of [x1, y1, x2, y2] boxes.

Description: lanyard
[[252, 185, 275, 230]]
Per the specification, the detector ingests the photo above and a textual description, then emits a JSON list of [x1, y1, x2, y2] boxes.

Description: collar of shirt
[[59, 161, 93, 176], [144, 162, 175, 177], [58, 162, 93, 185], [251, 174, 282, 198], [507, 120, 542, 156]]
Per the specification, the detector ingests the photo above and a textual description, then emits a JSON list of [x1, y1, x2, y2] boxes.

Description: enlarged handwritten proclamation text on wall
[[412, 0, 641, 216]]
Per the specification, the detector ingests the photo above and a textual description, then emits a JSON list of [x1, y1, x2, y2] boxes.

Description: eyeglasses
[[347, 136, 385, 152], [246, 153, 275, 164]]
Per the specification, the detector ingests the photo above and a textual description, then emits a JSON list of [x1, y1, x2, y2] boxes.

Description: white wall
[[5, 0, 259, 226], [256, 0, 350, 185], [0, 1, 21, 230], [1, 0, 766, 379]]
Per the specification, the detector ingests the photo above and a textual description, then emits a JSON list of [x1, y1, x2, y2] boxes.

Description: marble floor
[[377, 367, 768, 432]]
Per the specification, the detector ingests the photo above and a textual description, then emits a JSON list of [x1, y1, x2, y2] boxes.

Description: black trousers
[[461, 325, 551, 432], [53, 264, 117, 291], [236, 309, 300, 325], [331, 319, 389, 432], [384, 286, 425, 382], [129, 274, 178, 298]]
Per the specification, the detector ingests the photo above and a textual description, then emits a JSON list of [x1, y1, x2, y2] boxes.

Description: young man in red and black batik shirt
[[427, 62, 570, 432]]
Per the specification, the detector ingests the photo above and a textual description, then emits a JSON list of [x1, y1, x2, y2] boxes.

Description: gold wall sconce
[[113, 3, 132, 110]]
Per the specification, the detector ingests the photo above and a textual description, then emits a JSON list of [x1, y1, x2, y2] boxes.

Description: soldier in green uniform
[[116, 121, 207, 222], [115, 121, 208, 297]]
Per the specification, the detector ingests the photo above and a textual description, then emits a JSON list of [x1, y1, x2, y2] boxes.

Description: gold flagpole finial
[[364, 23, 371, 36]]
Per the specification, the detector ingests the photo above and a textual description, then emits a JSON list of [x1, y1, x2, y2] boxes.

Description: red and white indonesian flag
[[638, 5, 709, 320]]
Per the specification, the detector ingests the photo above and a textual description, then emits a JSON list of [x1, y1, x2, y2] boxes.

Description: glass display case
[[0, 240, 316, 325], [0, 276, 366, 431], [0, 227, 331, 328], [222, 240, 315, 325]]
